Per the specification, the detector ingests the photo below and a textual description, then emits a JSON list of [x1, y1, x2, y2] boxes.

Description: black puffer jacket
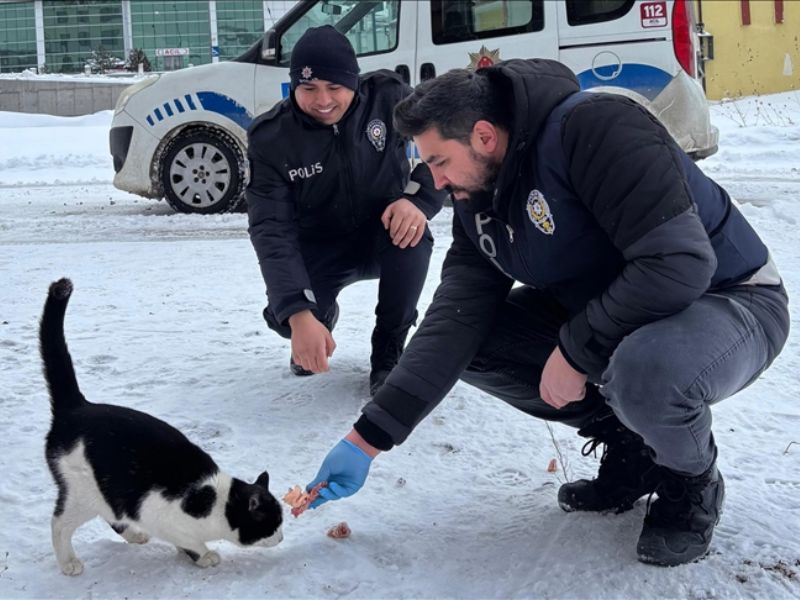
[[355, 59, 773, 451], [246, 70, 446, 325]]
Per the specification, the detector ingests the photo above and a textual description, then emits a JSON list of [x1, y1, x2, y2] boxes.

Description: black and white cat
[[40, 278, 283, 576]]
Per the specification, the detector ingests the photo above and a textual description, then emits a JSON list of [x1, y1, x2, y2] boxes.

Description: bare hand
[[381, 198, 426, 248], [540, 346, 587, 409], [289, 310, 336, 373]]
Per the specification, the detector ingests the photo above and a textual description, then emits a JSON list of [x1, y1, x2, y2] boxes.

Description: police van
[[110, 0, 718, 214]]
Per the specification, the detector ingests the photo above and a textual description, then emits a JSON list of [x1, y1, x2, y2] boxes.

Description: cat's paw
[[195, 550, 221, 568], [59, 558, 84, 576]]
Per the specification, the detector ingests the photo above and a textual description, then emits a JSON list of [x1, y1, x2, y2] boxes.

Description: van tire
[[160, 129, 246, 214]]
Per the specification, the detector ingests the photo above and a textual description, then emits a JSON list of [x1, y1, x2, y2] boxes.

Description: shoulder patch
[[366, 119, 387, 151], [526, 190, 555, 235]]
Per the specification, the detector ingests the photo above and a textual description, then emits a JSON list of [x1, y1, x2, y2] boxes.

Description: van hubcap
[[169, 142, 231, 208]]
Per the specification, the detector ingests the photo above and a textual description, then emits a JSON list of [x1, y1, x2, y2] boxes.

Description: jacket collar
[[479, 59, 580, 217]]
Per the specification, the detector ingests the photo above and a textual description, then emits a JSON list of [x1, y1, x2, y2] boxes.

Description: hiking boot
[[558, 413, 662, 513], [637, 463, 725, 566], [369, 320, 413, 396], [288, 302, 340, 377]]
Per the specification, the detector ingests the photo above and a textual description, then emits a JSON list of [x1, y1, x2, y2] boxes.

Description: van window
[[565, 0, 635, 26], [278, 1, 400, 66], [431, 0, 544, 45]]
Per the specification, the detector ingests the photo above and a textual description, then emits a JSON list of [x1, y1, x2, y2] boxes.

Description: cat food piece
[[327, 522, 351, 539], [546, 458, 558, 473], [283, 481, 326, 517], [282, 486, 305, 507]]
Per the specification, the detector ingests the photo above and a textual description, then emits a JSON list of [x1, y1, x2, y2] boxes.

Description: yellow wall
[[698, 0, 800, 99]]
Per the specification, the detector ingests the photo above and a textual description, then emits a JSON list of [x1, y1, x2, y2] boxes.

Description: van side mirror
[[261, 29, 276, 60]]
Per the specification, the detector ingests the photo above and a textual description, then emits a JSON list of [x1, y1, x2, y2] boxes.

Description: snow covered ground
[[0, 91, 798, 599]]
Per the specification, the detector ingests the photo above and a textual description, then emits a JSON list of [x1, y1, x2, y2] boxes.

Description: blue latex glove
[[306, 439, 373, 509]]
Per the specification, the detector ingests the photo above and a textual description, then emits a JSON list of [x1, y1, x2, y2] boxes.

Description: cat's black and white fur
[[40, 278, 283, 576]]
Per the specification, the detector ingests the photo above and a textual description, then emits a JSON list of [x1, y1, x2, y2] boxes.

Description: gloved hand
[[306, 439, 373, 509]]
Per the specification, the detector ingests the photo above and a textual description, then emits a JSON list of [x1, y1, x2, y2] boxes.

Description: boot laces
[[580, 428, 644, 483], [579, 427, 659, 510]]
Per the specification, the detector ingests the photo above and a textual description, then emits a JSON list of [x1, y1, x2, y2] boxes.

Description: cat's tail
[[40, 278, 87, 413]]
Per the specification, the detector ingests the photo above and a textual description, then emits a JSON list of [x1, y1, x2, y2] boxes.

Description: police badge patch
[[366, 119, 386, 152], [526, 190, 555, 235]]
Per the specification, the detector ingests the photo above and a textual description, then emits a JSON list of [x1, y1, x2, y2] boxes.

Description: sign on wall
[[155, 48, 189, 57]]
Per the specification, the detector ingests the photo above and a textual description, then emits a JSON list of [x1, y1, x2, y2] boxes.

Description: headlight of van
[[114, 75, 161, 115]]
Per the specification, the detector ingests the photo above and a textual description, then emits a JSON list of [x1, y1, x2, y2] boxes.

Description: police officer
[[304, 60, 789, 567], [246, 26, 446, 395]]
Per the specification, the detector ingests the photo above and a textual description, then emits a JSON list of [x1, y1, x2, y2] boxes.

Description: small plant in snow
[[545, 422, 571, 484]]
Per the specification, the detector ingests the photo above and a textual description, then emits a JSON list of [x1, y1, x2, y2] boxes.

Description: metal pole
[[34, 0, 45, 71], [209, 0, 219, 62], [263, 0, 271, 31], [121, 0, 133, 58]]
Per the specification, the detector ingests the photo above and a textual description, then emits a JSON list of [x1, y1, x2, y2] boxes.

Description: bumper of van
[[650, 71, 719, 159], [110, 110, 162, 198]]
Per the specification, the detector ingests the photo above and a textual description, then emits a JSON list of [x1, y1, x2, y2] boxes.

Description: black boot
[[558, 413, 662, 513], [637, 463, 725, 566], [288, 302, 339, 377], [369, 321, 413, 396]]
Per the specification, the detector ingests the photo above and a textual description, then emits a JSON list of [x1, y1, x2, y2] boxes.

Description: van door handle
[[420, 62, 436, 81], [394, 64, 410, 84]]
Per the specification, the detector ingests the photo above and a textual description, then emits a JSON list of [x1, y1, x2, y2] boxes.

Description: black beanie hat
[[289, 25, 360, 91]]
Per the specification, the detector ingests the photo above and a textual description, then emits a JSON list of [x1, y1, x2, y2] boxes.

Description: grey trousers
[[460, 284, 790, 476]]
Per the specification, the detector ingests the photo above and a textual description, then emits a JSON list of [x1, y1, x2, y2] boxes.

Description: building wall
[[130, 0, 211, 70], [0, 76, 130, 114], [0, 1, 36, 72], [699, 0, 800, 99], [43, 0, 124, 74], [217, 0, 265, 61], [0, 0, 297, 74]]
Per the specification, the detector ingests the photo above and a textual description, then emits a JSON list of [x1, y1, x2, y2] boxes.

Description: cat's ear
[[255, 471, 270, 489]]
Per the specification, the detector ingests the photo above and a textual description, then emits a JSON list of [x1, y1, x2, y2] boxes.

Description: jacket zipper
[[333, 123, 357, 230], [484, 212, 542, 285]]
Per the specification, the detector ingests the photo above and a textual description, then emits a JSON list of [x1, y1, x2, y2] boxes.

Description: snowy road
[[1, 95, 799, 599]]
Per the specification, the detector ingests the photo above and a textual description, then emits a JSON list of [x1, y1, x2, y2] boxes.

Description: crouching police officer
[[246, 26, 446, 394]]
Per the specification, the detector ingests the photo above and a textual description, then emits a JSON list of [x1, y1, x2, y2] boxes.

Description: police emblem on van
[[526, 190, 555, 235], [468, 46, 501, 70], [366, 119, 386, 152]]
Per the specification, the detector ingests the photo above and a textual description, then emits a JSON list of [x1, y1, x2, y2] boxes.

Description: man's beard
[[448, 148, 501, 213]]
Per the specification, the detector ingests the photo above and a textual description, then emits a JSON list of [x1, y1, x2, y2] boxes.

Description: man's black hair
[[393, 68, 512, 143]]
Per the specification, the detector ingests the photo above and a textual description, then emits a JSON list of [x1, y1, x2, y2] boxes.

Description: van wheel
[[160, 129, 245, 214]]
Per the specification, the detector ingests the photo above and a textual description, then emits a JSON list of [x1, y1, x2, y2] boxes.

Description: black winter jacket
[[355, 59, 775, 451], [246, 70, 446, 325]]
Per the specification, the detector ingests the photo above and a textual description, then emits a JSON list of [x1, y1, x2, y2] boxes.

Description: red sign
[[640, 2, 668, 28]]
